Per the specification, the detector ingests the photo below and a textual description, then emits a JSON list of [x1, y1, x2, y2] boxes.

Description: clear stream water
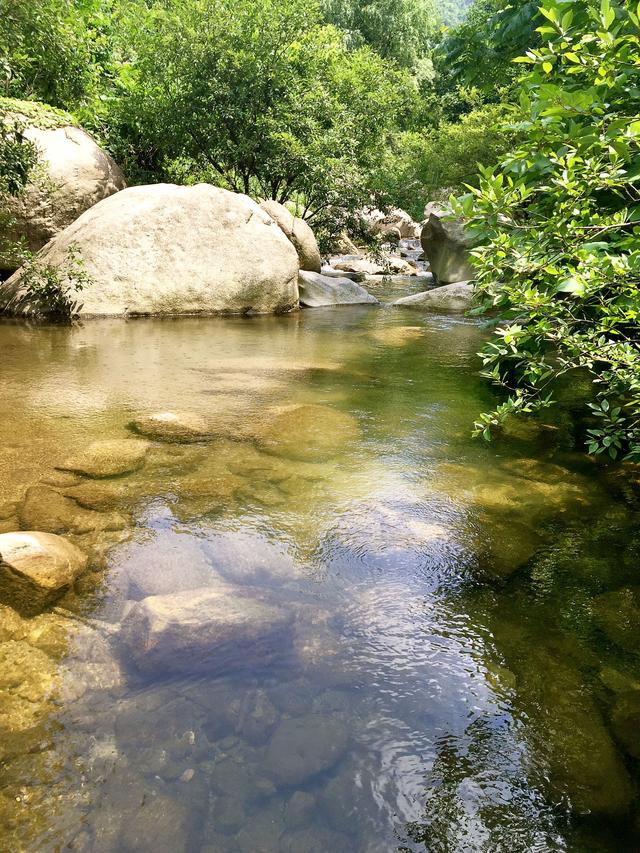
[[0, 303, 639, 852]]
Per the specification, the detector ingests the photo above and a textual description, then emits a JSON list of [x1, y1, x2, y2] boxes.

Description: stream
[[0, 305, 639, 852]]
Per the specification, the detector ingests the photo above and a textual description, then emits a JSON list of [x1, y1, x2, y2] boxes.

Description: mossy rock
[[0, 97, 76, 130], [592, 586, 640, 655]]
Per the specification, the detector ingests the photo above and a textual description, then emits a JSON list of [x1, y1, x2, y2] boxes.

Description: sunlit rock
[[330, 256, 385, 276], [420, 209, 475, 284], [260, 199, 322, 273], [2, 184, 300, 317], [121, 584, 294, 676], [0, 531, 87, 614], [298, 270, 378, 307], [393, 282, 473, 312], [131, 411, 214, 443]]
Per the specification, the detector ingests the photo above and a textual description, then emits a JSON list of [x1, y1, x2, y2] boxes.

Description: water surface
[[0, 307, 638, 852]]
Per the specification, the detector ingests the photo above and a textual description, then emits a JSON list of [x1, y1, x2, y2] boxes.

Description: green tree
[[105, 0, 414, 241], [457, 0, 640, 460], [320, 0, 438, 72]]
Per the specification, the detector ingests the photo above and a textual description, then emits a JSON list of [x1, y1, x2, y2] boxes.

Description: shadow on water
[[0, 308, 639, 851]]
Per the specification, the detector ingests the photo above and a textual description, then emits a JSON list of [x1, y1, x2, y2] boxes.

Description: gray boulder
[[121, 584, 293, 676], [0, 531, 88, 614], [2, 106, 125, 270], [393, 281, 473, 312], [1, 184, 300, 317], [298, 270, 378, 307], [260, 199, 321, 273], [421, 208, 475, 283]]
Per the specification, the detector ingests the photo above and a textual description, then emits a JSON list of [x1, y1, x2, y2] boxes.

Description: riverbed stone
[[260, 199, 322, 273], [121, 584, 293, 676], [62, 480, 127, 511], [0, 531, 87, 613], [610, 691, 640, 759], [265, 715, 349, 786], [257, 404, 361, 462], [393, 281, 474, 312], [18, 485, 127, 536], [592, 586, 640, 655], [57, 439, 150, 478], [1, 184, 300, 317], [298, 270, 378, 307], [130, 411, 214, 443]]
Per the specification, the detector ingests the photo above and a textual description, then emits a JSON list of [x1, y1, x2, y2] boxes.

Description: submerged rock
[[0, 531, 87, 614], [298, 270, 378, 308], [131, 411, 214, 443], [260, 199, 322, 273], [121, 584, 293, 676], [257, 404, 361, 462], [58, 439, 150, 478], [393, 281, 473, 312], [592, 587, 640, 655], [1, 184, 300, 317], [265, 714, 349, 786], [18, 485, 127, 535]]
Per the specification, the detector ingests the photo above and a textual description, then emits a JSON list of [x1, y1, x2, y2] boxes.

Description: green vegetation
[[458, 0, 640, 460], [1, 0, 638, 458], [19, 245, 89, 321]]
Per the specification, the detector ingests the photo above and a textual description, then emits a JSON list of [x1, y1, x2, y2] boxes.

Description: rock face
[[259, 200, 321, 273], [0, 531, 88, 614], [121, 585, 293, 676], [366, 207, 420, 239], [130, 412, 213, 443], [298, 271, 378, 308], [393, 281, 473, 312], [2, 110, 125, 269], [1, 184, 300, 317], [421, 209, 475, 283]]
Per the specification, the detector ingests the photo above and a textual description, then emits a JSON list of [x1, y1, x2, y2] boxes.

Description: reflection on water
[[0, 308, 639, 852]]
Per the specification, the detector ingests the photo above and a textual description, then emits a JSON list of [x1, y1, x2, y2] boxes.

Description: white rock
[[298, 270, 378, 307], [0, 531, 88, 614], [2, 114, 125, 268], [260, 199, 321, 273], [1, 184, 300, 317], [393, 281, 474, 312]]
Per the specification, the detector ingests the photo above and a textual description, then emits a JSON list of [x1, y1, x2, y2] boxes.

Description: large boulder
[[1, 184, 300, 317], [121, 584, 293, 676], [365, 207, 420, 240], [393, 281, 474, 312], [329, 255, 385, 276], [0, 531, 88, 614], [298, 270, 378, 307], [1, 101, 126, 270], [421, 208, 475, 283], [259, 199, 321, 273]]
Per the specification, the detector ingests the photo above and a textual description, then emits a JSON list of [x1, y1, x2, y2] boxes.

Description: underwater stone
[[0, 531, 87, 614], [57, 439, 150, 478], [121, 584, 293, 676], [19, 485, 127, 535], [592, 587, 640, 655], [131, 411, 214, 443], [265, 714, 349, 786], [257, 404, 361, 463]]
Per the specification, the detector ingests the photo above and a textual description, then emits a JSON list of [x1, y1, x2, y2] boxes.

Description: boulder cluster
[[0, 103, 476, 318]]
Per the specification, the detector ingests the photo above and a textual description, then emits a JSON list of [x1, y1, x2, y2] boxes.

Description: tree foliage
[[456, 0, 640, 459]]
